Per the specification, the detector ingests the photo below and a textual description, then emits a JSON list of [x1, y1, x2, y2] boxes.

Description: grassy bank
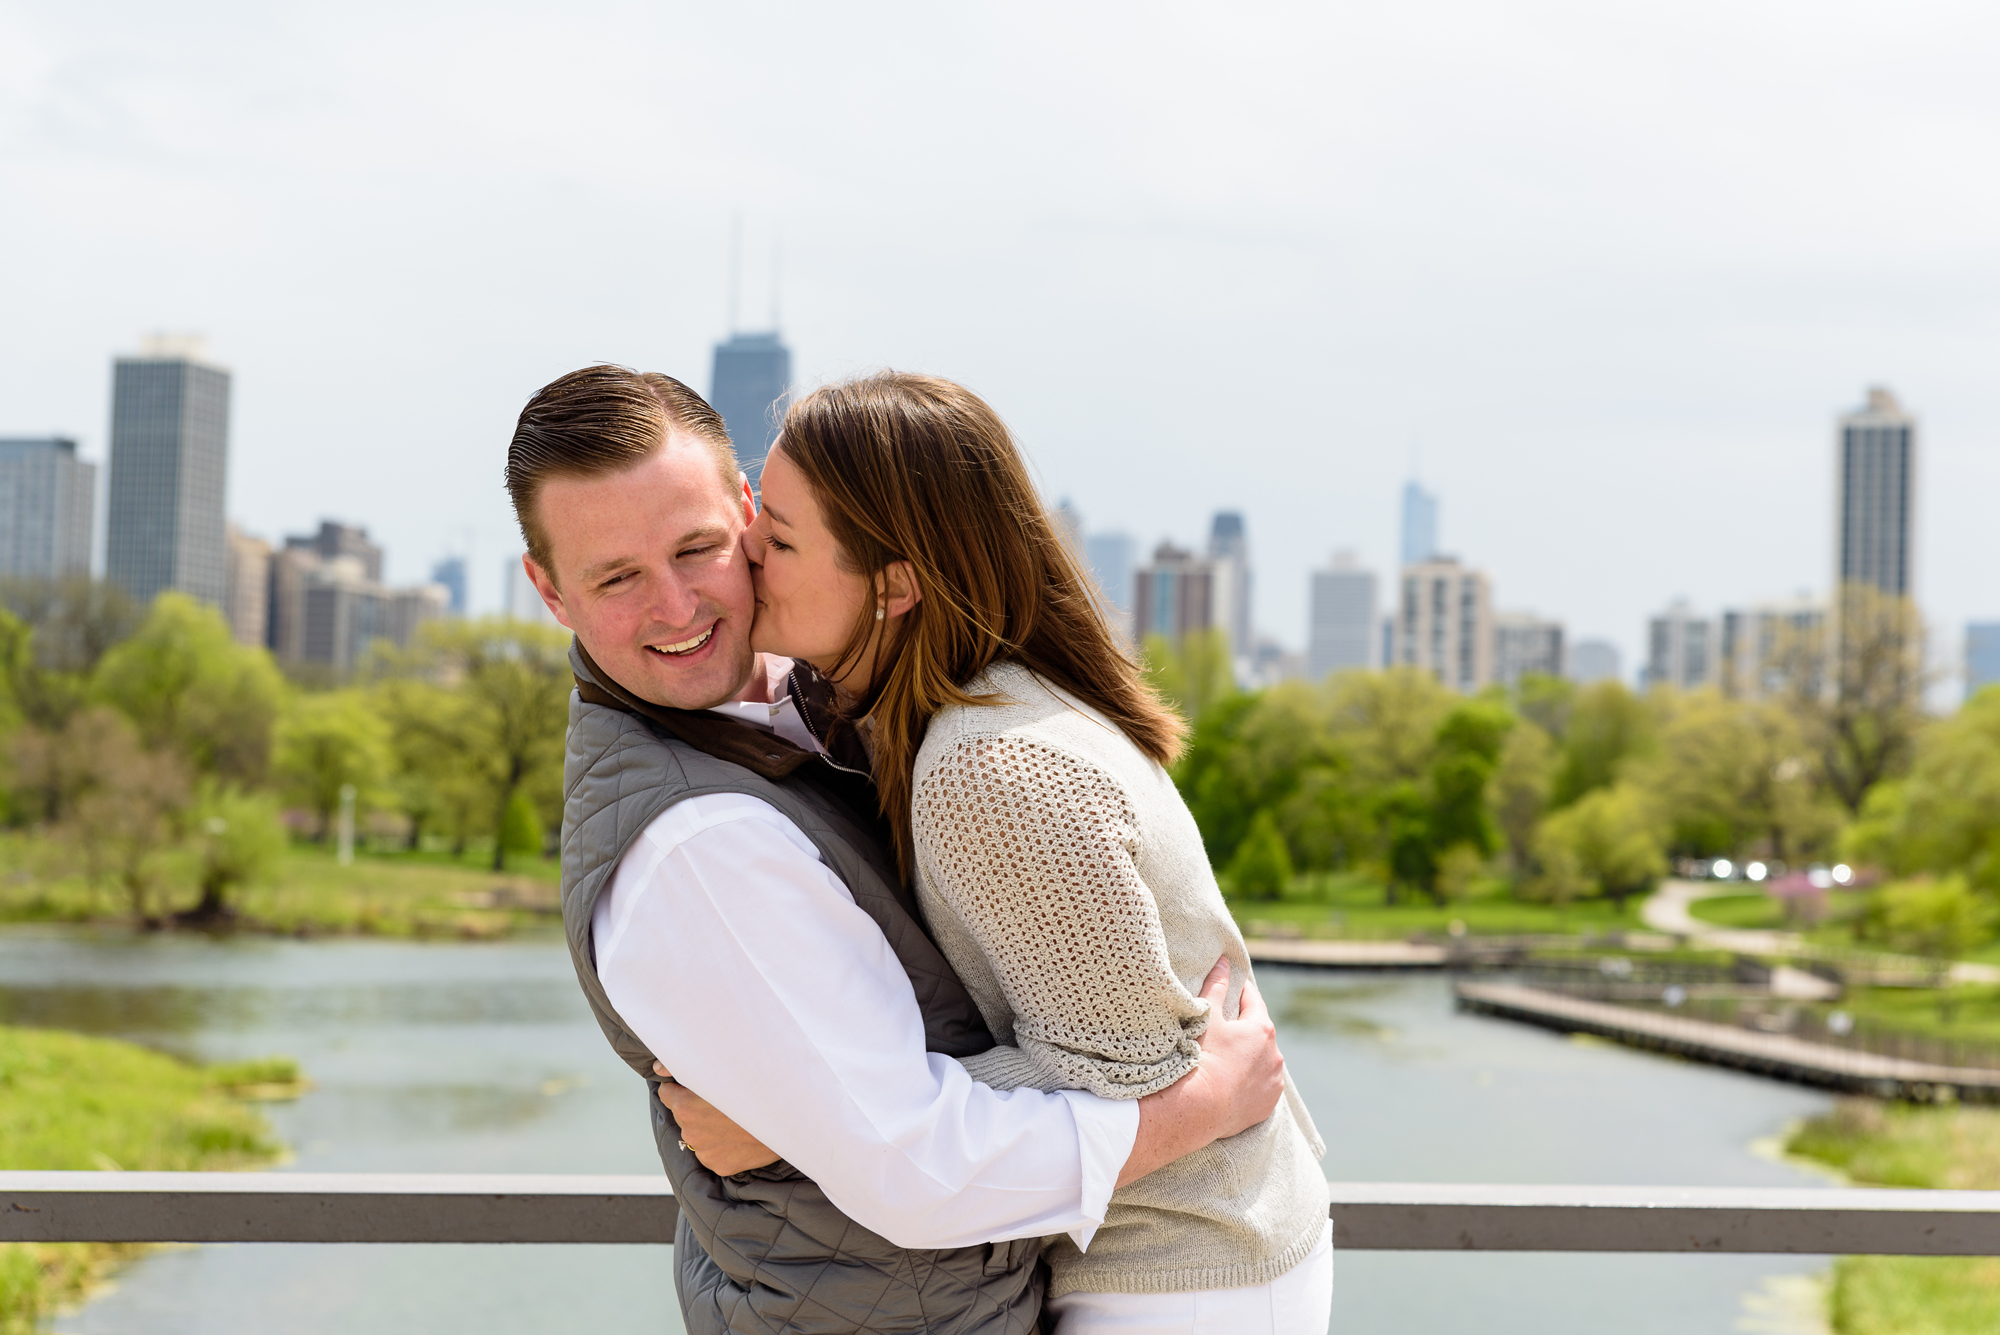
[[0, 1026, 296, 1331], [0, 836, 559, 939], [1231, 870, 1642, 940], [1787, 1100, 2000, 1333]]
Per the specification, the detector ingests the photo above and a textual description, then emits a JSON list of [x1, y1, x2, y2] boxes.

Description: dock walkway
[[1455, 981, 2000, 1101], [1246, 938, 1449, 969]]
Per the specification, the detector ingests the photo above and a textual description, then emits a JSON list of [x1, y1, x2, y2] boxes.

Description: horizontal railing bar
[[5, 1174, 2000, 1253]]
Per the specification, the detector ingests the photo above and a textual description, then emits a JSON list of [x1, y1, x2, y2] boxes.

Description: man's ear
[[738, 473, 756, 526], [522, 554, 574, 631], [878, 561, 923, 618]]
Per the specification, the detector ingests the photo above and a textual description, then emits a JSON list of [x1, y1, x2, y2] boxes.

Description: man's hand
[[1116, 956, 1286, 1188], [653, 1062, 782, 1176]]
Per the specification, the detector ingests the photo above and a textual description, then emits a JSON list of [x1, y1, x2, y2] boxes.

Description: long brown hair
[[777, 371, 1186, 875]]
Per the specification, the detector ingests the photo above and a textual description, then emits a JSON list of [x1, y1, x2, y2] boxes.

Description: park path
[[1641, 878, 2000, 987]]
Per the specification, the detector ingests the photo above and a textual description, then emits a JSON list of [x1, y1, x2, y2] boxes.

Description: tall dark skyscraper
[[709, 331, 792, 487], [1835, 387, 1915, 598], [106, 337, 230, 608]]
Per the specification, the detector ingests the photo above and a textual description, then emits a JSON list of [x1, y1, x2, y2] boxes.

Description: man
[[509, 365, 1286, 1334]]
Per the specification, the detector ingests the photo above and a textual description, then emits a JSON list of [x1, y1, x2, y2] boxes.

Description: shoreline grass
[[1787, 1100, 2000, 1332], [0, 1026, 294, 1332], [0, 835, 560, 940], [1229, 870, 1642, 940]]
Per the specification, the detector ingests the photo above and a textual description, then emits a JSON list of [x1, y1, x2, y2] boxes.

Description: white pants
[[1046, 1224, 1333, 1334]]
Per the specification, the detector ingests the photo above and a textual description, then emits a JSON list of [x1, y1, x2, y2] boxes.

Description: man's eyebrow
[[575, 527, 730, 584], [577, 555, 641, 584]]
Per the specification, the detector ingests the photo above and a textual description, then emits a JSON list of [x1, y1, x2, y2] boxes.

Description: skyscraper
[[1132, 543, 1214, 645], [430, 556, 468, 615], [1493, 612, 1565, 688], [1400, 481, 1438, 568], [1644, 600, 1715, 690], [709, 332, 792, 488], [1306, 552, 1376, 680], [0, 437, 95, 580], [1084, 532, 1136, 624], [1836, 387, 1915, 598], [106, 336, 230, 607], [1392, 557, 1492, 692], [1207, 512, 1252, 661], [224, 524, 271, 648]]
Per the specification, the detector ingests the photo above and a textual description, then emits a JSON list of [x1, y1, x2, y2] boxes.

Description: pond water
[[0, 928, 1837, 1334]]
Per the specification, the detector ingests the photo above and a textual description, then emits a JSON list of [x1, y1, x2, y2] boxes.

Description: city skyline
[[6, 4, 1997, 674]]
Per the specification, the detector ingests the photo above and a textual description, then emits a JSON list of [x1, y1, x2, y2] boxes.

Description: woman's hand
[[653, 1062, 783, 1176]]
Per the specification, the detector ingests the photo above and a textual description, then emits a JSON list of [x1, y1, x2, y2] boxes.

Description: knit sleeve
[[913, 733, 1209, 1100]]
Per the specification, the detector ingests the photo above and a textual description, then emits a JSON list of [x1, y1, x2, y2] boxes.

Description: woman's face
[[746, 444, 909, 692]]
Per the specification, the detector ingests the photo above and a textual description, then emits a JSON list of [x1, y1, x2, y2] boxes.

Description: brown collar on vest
[[572, 642, 817, 781]]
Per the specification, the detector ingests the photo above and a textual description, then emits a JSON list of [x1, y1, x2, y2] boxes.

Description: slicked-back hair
[[778, 371, 1186, 878], [505, 364, 737, 575]]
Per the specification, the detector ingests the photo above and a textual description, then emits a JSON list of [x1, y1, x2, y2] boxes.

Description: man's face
[[524, 431, 758, 709]]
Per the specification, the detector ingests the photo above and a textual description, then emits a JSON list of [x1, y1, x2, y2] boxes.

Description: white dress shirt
[[591, 689, 1139, 1252]]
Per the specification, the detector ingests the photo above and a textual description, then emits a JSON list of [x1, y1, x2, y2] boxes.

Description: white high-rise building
[[1306, 551, 1376, 681], [1393, 557, 1493, 692]]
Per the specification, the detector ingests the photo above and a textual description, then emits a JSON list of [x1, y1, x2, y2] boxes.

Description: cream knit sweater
[[912, 662, 1329, 1298]]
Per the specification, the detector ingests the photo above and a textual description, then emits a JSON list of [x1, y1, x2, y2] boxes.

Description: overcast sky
[[3, 0, 1997, 678]]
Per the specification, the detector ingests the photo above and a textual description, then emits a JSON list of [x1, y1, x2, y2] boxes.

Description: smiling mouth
[[649, 626, 715, 657]]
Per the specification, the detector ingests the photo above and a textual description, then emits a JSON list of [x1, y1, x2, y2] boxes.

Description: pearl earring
[[875, 605, 886, 621]]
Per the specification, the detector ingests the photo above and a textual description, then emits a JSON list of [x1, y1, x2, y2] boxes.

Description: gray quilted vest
[[560, 645, 1046, 1335]]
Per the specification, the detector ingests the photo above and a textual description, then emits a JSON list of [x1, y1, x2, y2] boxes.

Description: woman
[[731, 372, 1330, 1332]]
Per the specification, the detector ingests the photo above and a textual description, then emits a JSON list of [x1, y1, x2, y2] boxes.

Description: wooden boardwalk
[[1246, 938, 1449, 969], [1455, 982, 2000, 1101]]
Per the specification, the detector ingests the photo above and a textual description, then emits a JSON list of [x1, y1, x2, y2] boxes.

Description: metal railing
[[5, 1173, 2000, 1254]]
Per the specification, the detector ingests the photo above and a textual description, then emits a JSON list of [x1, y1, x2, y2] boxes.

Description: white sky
[[3, 0, 1997, 677]]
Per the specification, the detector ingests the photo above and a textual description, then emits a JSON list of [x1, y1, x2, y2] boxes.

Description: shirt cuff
[[1055, 1090, 1140, 1253]]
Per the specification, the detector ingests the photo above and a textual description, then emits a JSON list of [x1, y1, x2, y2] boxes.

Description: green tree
[[1842, 686, 2000, 891], [1226, 809, 1293, 901], [92, 594, 285, 783], [1551, 680, 1652, 808], [185, 781, 289, 921], [1861, 874, 1996, 962], [1531, 781, 1665, 909], [1428, 697, 1512, 856], [412, 619, 572, 870], [52, 708, 193, 925], [499, 789, 546, 858], [1634, 690, 1838, 863], [1489, 718, 1555, 874], [274, 691, 394, 840], [1143, 628, 1236, 727], [1773, 583, 1928, 815], [1514, 672, 1575, 742]]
